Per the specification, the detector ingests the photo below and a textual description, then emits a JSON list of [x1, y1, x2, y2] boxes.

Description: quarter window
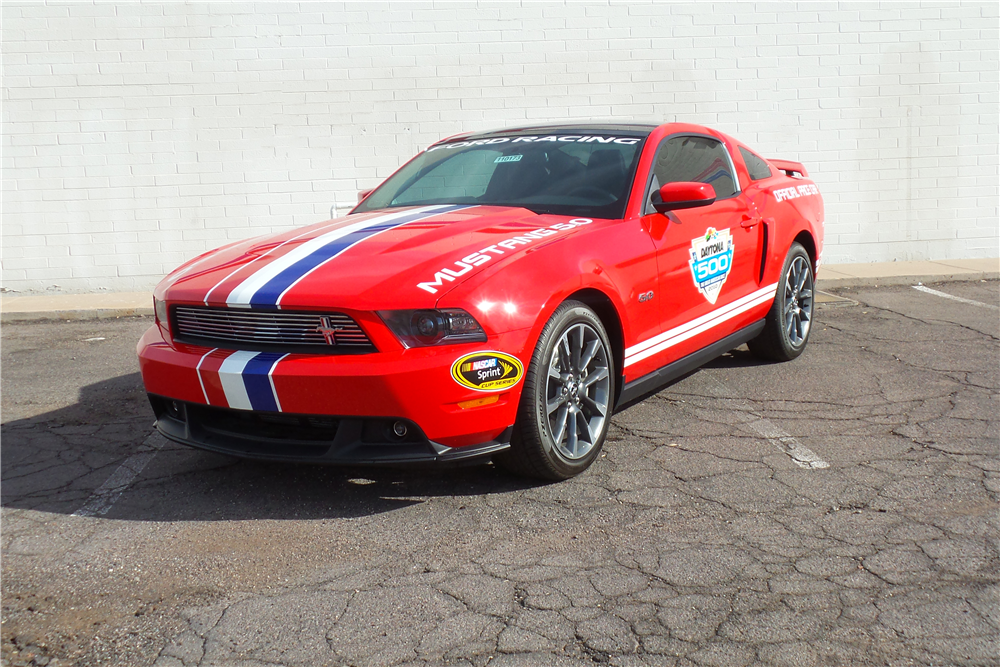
[[739, 147, 773, 181], [645, 136, 738, 214]]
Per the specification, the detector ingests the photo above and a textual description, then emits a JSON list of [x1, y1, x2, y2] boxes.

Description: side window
[[739, 147, 773, 181], [645, 135, 738, 213]]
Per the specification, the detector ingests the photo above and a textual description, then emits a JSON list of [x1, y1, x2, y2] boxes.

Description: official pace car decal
[[451, 351, 524, 392], [773, 183, 819, 202], [688, 227, 734, 305]]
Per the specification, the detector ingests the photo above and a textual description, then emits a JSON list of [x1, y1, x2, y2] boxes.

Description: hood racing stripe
[[224, 205, 470, 308], [202, 217, 348, 306]]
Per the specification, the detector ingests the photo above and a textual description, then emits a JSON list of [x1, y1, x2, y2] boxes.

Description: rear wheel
[[748, 242, 814, 361], [496, 301, 614, 480]]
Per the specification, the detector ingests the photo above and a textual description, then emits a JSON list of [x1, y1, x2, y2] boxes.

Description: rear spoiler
[[770, 159, 808, 178]]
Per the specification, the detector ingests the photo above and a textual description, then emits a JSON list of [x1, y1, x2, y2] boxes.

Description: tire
[[495, 301, 615, 481], [748, 242, 815, 362]]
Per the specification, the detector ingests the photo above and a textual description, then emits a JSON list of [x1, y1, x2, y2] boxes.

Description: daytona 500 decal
[[451, 351, 524, 392], [688, 227, 734, 305]]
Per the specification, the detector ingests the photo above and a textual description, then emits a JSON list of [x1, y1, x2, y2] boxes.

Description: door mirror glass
[[651, 182, 716, 213]]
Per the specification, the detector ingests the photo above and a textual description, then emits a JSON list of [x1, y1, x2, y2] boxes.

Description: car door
[[636, 134, 763, 367]]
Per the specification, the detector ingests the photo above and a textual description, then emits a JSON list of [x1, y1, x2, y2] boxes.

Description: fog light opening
[[392, 421, 408, 438], [166, 400, 183, 419]]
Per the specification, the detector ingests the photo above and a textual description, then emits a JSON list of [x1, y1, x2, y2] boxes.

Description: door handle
[[740, 214, 760, 229]]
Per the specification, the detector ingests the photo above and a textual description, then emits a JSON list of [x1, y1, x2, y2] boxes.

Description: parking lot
[[2, 280, 997, 667]]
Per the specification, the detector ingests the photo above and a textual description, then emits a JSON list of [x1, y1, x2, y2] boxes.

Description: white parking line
[[912, 285, 999, 310], [742, 412, 830, 469], [72, 433, 165, 518], [704, 375, 829, 469]]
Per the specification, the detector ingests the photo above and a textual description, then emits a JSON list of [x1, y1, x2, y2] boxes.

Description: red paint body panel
[[138, 122, 824, 457]]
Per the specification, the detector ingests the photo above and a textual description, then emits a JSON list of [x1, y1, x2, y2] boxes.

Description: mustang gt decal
[[418, 218, 593, 294], [688, 227, 734, 305]]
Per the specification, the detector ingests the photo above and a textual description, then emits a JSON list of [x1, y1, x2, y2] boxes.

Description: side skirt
[[615, 319, 765, 410]]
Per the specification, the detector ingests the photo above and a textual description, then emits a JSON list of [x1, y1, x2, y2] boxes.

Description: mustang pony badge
[[451, 351, 524, 392], [688, 227, 734, 304]]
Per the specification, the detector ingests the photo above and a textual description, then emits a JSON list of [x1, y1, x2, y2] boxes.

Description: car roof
[[437, 122, 661, 144]]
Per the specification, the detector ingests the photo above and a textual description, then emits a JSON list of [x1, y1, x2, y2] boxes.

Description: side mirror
[[651, 182, 716, 214], [357, 188, 375, 203]]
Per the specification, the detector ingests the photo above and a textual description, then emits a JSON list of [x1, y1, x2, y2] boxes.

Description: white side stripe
[[225, 205, 452, 307], [217, 350, 258, 410], [624, 283, 777, 368]]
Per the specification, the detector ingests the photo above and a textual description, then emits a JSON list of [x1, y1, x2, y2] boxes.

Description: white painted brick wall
[[2, 1, 997, 294]]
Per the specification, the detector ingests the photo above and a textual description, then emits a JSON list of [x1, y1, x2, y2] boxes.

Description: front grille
[[171, 305, 376, 354]]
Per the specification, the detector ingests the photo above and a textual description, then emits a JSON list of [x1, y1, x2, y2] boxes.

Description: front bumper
[[149, 396, 512, 464], [137, 324, 530, 452]]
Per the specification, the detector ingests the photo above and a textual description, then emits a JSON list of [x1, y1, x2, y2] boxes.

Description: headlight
[[378, 309, 487, 348], [154, 298, 169, 332]]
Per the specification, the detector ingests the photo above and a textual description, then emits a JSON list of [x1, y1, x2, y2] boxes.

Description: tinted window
[[354, 134, 645, 219], [739, 147, 773, 181], [645, 136, 738, 213]]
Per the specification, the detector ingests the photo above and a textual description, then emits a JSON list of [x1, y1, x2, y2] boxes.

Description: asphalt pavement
[[2, 280, 998, 667]]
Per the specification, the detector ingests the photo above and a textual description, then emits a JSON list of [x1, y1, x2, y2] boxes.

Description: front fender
[[436, 236, 634, 363]]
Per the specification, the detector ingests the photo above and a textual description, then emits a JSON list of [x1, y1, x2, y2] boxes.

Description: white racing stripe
[[913, 285, 999, 310], [203, 222, 339, 306], [226, 205, 452, 307], [195, 347, 218, 404], [217, 350, 259, 410], [625, 283, 777, 368]]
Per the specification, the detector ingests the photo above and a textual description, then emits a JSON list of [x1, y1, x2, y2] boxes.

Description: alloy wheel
[[544, 323, 611, 460], [784, 255, 814, 346]]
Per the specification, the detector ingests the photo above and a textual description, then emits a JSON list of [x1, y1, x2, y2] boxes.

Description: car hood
[[160, 205, 593, 310]]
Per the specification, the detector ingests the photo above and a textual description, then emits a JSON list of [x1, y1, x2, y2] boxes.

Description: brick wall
[[2, 1, 997, 293]]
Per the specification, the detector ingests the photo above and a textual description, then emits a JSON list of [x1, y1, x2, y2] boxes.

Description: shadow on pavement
[[1, 373, 539, 522]]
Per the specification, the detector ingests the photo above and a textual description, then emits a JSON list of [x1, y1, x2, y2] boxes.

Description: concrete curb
[[1, 306, 153, 323], [817, 271, 1000, 290]]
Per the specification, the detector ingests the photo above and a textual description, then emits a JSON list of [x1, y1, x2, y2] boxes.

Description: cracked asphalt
[[2, 280, 998, 667]]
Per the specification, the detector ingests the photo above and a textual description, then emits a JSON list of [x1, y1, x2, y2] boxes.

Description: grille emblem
[[315, 316, 343, 345]]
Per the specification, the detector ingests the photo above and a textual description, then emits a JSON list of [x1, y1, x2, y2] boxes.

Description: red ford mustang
[[137, 122, 824, 479]]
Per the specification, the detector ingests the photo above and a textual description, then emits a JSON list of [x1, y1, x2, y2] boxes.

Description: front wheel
[[495, 301, 614, 480], [748, 242, 814, 361]]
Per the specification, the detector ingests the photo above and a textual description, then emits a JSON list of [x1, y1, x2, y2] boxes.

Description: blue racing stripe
[[241, 352, 285, 411], [248, 205, 469, 307]]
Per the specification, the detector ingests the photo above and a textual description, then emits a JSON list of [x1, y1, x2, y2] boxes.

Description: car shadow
[[1, 373, 540, 523]]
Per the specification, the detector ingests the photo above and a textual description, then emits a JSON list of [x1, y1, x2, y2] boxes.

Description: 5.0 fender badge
[[451, 351, 524, 392]]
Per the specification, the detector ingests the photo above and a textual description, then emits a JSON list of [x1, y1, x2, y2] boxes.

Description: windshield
[[353, 133, 647, 218]]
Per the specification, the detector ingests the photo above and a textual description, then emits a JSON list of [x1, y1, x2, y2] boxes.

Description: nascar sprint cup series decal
[[688, 227, 734, 304], [451, 351, 524, 392]]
